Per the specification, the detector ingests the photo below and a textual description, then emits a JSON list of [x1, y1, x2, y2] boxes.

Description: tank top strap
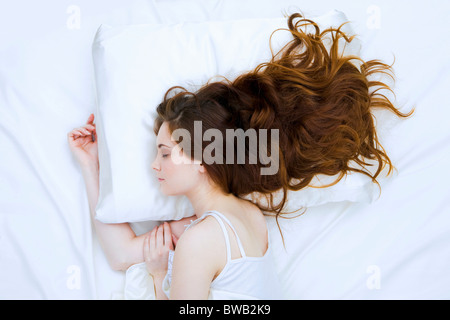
[[204, 210, 247, 259], [184, 210, 247, 260]]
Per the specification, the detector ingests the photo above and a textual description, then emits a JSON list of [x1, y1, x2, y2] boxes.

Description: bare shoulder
[[173, 217, 226, 286], [176, 216, 225, 253], [172, 216, 226, 277]]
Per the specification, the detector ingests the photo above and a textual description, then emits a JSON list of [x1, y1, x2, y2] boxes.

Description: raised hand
[[67, 113, 98, 168]]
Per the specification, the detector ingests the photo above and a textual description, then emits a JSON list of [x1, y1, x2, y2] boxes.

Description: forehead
[[156, 122, 175, 146]]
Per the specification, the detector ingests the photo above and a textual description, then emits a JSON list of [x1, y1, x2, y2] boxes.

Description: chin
[[159, 187, 171, 196], [160, 180, 191, 197], [160, 186, 179, 197]]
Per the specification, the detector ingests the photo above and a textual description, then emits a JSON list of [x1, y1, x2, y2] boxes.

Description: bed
[[1, 0, 449, 299]]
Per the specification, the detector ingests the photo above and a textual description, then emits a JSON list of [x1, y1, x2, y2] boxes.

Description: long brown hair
[[154, 13, 412, 220]]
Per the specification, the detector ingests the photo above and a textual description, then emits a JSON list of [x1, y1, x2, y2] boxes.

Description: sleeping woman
[[67, 13, 411, 299]]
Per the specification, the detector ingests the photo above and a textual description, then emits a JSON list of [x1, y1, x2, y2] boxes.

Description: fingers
[[143, 232, 151, 261], [163, 222, 173, 250], [150, 226, 157, 251], [157, 223, 164, 243], [172, 233, 179, 247], [68, 130, 84, 142], [68, 124, 96, 140], [144, 224, 172, 277], [144, 223, 174, 277], [86, 113, 95, 125], [77, 127, 92, 136], [148, 223, 174, 252], [67, 113, 96, 140]]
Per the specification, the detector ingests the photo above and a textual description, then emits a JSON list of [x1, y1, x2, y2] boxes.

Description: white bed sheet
[[1, 0, 449, 299]]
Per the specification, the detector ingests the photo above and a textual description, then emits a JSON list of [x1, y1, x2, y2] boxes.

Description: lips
[[158, 178, 165, 182]]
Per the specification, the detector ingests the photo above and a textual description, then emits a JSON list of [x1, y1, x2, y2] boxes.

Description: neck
[[184, 180, 237, 219]]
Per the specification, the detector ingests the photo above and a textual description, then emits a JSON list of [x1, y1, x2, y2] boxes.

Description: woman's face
[[151, 121, 204, 196]]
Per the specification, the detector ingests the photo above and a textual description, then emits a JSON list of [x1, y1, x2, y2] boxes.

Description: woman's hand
[[144, 222, 176, 279], [67, 113, 98, 168]]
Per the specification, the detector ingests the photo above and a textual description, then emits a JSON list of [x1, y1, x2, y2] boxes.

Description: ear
[[198, 163, 206, 173]]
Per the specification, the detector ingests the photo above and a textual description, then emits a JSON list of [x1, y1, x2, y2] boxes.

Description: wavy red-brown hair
[[154, 13, 412, 220]]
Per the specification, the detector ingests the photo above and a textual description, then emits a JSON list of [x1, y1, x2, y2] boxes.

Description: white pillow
[[92, 10, 366, 223]]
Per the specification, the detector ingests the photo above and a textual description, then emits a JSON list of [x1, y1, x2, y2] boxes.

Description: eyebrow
[[157, 143, 171, 149]]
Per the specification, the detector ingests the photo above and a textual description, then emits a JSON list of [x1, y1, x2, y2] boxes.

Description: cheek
[[161, 162, 200, 194]]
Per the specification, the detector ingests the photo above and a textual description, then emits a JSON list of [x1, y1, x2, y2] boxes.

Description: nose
[[151, 156, 160, 171]]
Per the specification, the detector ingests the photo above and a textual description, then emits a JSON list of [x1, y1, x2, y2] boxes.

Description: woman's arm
[[69, 114, 193, 271], [82, 162, 192, 271], [68, 114, 147, 271], [80, 161, 147, 271]]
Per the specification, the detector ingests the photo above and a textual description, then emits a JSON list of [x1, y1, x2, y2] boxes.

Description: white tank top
[[162, 210, 282, 299]]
